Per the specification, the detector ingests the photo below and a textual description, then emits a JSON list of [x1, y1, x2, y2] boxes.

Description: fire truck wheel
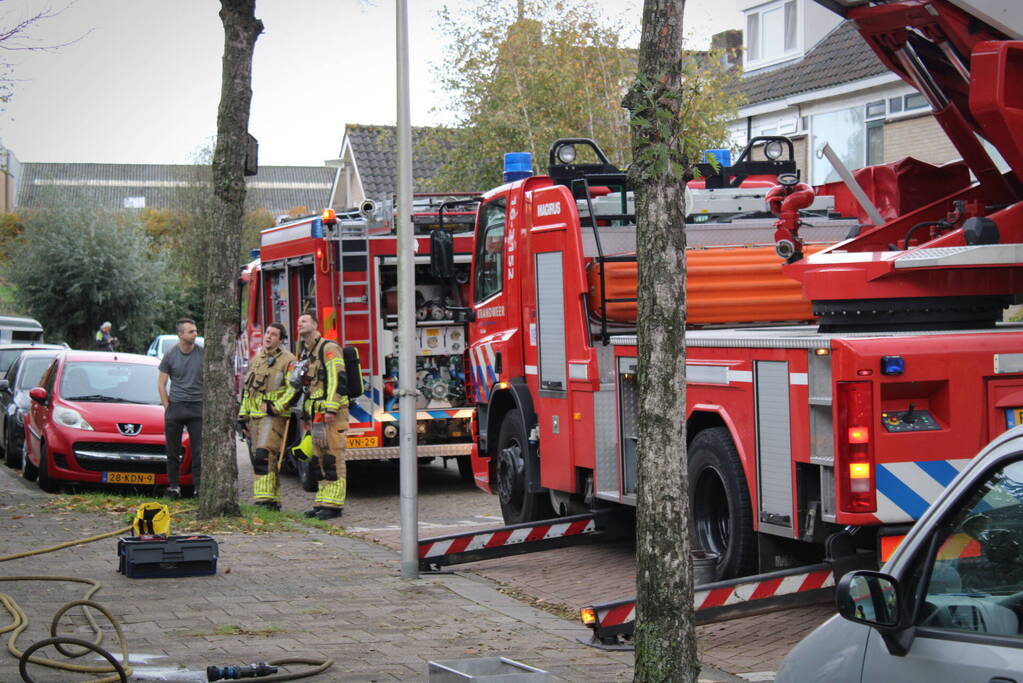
[[456, 456, 474, 483], [688, 427, 755, 580], [496, 409, 554, 525]]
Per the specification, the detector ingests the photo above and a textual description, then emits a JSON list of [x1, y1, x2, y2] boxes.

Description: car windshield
[[60, 362, 160, 405], [0, 349, 25, 372], [18, 356, 57, 390]]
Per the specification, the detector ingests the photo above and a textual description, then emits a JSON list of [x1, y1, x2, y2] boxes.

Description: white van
[[0, 315, 44, 345], [778, 425, 1023, 682]]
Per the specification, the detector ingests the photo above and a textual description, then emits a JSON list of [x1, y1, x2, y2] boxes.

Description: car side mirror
[[29, 387, 48, 403], [0, 379, 9, 393], [836, 570, 912, 655], [837, 570, 900, 628]]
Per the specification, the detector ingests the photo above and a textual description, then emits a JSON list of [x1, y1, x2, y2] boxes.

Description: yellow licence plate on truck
[[103, 472, 155, 485], [347, 436, 379, 449]]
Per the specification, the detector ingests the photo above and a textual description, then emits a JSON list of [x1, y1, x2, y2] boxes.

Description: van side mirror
[[0, 379, 9, 393], [836, 571, 900, 628], [836, 570, 911, 655], [29, 387, 48, 403], [430, 229, 455, 280]]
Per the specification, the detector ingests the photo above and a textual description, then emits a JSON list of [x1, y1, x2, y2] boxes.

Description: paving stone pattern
[[0, 443, 835, 682]]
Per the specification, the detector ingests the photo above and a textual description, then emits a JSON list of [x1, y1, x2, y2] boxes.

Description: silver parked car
[[0, 348, 63, 468], [778, 425, 1023, 682], [146, 334, 204, 360]]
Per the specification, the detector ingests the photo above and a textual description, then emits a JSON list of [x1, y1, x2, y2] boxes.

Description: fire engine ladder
[[579, 530, 873, 648], [571, 176, 637, 345], [417, 511, 631, 572], [334, 213, 373, 377]]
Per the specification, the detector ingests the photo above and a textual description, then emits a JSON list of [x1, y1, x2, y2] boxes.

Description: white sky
[[0, 0, 743, 165]]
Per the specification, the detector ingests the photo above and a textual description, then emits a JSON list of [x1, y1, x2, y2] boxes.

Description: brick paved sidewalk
[[1, 466, 747, 682]]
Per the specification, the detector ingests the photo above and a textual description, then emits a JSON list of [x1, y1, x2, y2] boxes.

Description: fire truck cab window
[[474, 200, 506, 303]]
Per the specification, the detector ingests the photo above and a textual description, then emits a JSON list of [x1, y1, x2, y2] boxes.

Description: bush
[[6, 206, 171, 351]]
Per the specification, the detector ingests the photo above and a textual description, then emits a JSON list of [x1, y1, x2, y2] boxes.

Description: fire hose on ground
[[1, 524, 334, 682]]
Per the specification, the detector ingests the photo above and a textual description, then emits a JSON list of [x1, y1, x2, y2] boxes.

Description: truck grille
[[73, 442, 167, 473]]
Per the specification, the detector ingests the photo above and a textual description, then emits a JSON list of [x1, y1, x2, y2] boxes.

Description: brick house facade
[[731, 0, 969, 187]]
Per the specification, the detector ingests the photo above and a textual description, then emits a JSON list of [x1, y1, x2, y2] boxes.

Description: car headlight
[[53, 405, 94, 431]]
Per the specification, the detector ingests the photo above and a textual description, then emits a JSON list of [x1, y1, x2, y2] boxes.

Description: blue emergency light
[[881, 355, 905, 376], [705, 148, 731, 167], [503, 152, 532, 182], [250, 249, 259, 259]]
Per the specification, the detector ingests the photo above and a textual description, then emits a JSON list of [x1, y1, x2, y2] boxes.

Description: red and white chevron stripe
[[419, 518, 596, 560], [594, 566, 834, 628], [694, 567, 833, 611]]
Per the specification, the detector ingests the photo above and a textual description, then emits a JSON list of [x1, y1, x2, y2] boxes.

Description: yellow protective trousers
[[311, 409, 348, 509], [250, 415, 288, 503]]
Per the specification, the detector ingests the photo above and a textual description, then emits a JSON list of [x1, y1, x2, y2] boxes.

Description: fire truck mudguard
[[417, 511, 628, 572]]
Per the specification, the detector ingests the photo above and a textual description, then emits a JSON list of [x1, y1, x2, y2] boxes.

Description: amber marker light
[[849, 462, 871, 479], [580, 608, 597, 626], [322, 208, 338, 225], [814, 348, 830, 356], [880, 535, 904, 562], [497, 381, 510, 390]]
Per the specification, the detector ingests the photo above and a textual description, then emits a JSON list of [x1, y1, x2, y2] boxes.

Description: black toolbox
[[117, 535, 218, 579]]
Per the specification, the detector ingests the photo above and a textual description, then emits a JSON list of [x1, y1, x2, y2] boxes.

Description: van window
[[913, 458, 1023, 638]]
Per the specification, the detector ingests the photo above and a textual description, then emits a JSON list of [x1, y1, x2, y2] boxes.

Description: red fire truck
[[434, 0, 1023, 583], [238, 196, 479, 488]]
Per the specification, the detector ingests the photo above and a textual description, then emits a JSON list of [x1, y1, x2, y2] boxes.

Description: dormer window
[[745, 0, 798, 69]]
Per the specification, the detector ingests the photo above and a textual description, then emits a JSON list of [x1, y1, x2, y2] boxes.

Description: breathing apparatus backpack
[[310, 339, 364, 401], [132, 502, 171, 537]]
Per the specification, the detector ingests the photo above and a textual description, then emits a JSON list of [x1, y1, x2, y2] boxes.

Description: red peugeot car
[[23, 351, 192, 493]]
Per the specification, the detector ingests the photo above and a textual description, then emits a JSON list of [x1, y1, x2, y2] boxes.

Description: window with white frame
[[745, 0, 798, 68]]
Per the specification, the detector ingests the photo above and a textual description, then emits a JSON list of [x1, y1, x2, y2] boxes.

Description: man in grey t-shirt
[[158, 318, 203, 498]]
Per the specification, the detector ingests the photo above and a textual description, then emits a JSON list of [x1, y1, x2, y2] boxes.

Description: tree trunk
[[199, 0, 262, 519], [625, 0, 697, 680]]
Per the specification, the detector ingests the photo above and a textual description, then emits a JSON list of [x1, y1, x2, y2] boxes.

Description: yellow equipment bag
[[133, 502, 171, 536]]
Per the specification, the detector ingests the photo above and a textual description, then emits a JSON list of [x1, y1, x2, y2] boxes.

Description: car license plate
[[346, 436, 379, 449], [1007, 407, 1023, 429], [103, 472, 155, 485]]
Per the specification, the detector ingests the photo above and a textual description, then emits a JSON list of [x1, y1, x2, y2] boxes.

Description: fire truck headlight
[[881, 355, 905, 376], [764, 139, 784, 160], [383, 424, 398, 439], [557, 144, 577, 164]]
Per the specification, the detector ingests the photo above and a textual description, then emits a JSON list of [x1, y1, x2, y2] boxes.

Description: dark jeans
[[165, 401, 202, 489]]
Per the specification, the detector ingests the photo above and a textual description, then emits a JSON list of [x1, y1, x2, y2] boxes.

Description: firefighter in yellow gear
[[293, 311, 349, 520], [238, 322, 297, 511]]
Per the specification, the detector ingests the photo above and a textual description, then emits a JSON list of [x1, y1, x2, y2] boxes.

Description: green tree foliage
[[6, 206, 168, 350], [0, 211, 23, 258], [428, 0, 636, 190]]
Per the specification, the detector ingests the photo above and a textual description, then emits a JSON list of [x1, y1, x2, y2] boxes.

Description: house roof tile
[[738, 20, 888, 107], [345, 123, 456, 201]]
